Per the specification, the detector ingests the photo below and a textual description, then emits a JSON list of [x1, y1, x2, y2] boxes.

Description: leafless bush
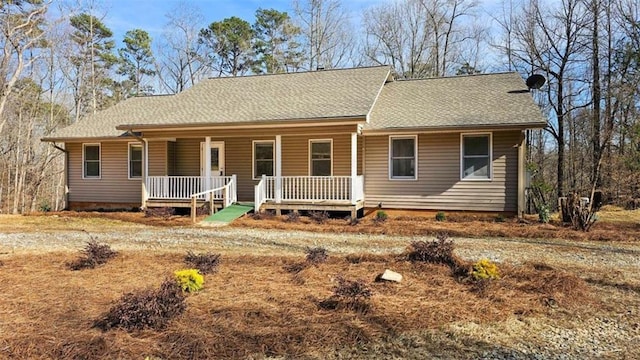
[[305, 247, 328, 264], [184, 251, 221, 274], [144, 207, 176, 218], [285, 211, 300, 223], [309, 211, 329, 224], [67, 240, 117, 270], [94, 280, 186, 331]]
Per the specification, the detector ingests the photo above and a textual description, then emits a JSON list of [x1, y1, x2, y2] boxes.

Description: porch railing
[[190, 177, 236, 223], [254, 175, 364, 211], [147, 176, 234, 200]]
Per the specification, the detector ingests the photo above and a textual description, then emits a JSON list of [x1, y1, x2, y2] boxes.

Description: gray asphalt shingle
[[43, 67, 546, 141], [366, 72, 546, 131]]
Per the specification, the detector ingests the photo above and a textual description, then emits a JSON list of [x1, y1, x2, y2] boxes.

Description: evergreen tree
[[118, 29, 155, 97]]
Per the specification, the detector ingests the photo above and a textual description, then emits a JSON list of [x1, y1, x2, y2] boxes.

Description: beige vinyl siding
[[67, 142, 141, 204], [147, 141, 168, 176], [363, 130, 520, 212], [281, 134, 353, 176], [174, 138, 201, 176], [169, 130, 360, 202]]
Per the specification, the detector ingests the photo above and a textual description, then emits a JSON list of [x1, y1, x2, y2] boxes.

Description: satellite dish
[[526, 74, 546, 89]]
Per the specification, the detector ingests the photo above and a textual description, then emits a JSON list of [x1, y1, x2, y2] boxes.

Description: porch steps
[[201, 203, 254, 226]]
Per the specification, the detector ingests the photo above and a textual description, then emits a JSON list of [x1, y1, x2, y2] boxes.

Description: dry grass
[[232, 209, 640, 243], [7, 207, 638, 243], [0, 250, 597, 359]]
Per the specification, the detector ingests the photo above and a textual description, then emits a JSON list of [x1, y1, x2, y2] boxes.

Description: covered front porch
[[139, 131, 365, 217]]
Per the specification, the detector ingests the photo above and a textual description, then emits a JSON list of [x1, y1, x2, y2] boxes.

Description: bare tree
[[156, 2, 207, 93], [362, 0, 481, 78], [293, 0, 354, 70], [0, 0, 48, 136], [510, 0, 591, 201]]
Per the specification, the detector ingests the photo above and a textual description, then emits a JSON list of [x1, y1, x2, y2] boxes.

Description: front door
[[200, 141, 225, 176]]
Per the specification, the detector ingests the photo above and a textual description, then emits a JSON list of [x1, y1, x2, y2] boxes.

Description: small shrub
[[39, 202, 51, 212], [184, 251, 220, 274], [305, 247, 328, 264], [145, 207, 176, 219], [322, 276, 373, 312], [195, 203, 211, 216], [495, 214, 505, 223], [67, 240, 117, 270], [285, 211, 300, 223], [538, 204, 550, 224], [373, 210, 388, 224], [435, 211, 446, 222], [95, 280, 186, 331], [346, 216, 360, 226], [472, 259, 500, 281], [309, 210, 329, 224], [407, 234, 456, 266], [174, 269, 204, 293], [251, 210, 275, 220]]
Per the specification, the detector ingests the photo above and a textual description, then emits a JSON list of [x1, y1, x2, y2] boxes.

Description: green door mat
[[202, 203, 254, 224]]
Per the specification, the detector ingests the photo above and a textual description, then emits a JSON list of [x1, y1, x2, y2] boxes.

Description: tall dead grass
[[0, 250, 597, 359]]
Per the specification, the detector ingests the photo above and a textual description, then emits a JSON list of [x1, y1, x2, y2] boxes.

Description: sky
[[96, 0, 504, 44]]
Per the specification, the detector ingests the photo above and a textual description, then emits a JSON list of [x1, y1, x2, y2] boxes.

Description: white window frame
[[460, 132, 493, 181], [252, 140, 275, 180], [128, 142, 143, 180], [388, 135, 418, 180], [82, 143, 101, 179], [308, 139, 333, 176]]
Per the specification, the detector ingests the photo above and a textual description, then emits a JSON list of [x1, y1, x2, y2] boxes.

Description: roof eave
[[362, 121, 548, 134], [116, 115, 367, 132], [41, 135, 136, 143]]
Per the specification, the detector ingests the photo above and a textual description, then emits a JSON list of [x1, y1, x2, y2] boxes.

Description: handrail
[[190, 179, 235, 223]]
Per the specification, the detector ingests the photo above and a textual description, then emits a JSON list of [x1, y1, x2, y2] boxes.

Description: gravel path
[[1, 224, 639, 359]]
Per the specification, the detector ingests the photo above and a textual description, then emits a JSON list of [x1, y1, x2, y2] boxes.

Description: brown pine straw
[[0, 251, 596, 359]]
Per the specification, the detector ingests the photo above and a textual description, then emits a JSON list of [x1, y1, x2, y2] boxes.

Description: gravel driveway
[[1, 223, 639, 359]]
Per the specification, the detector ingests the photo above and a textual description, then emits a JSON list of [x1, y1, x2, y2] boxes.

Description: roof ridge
[[203, 65, 391, 81], [394, 71, 519, 82]]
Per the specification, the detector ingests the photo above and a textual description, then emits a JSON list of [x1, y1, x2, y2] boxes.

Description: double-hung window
[[83, 144, 101, 178], [309, 139, 332, 176], [129, 143, 143, 179], [253, 140, 274, 179], [389, 136, 417, 179], [461, 133, 492, 180]]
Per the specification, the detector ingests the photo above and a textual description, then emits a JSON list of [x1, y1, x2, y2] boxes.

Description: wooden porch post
[[141, 139, 149, 209], [275, 135, 282, 207], [350, 132, 357, 206], [204, 136, 212, 203]]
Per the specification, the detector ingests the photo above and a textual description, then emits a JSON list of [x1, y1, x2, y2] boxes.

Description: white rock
[[380, 269, 402, 282]]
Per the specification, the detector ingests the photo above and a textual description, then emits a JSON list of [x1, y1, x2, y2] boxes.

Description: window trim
[[460, 132, 493, 181], [252, 140, 275, 180], [82, 143, 101, 179], [308, 139, 333, 176], [128, 142, 143, 180], [388, 135, 418, 181]]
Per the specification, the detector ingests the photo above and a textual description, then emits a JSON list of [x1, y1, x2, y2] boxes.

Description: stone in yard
[[377, 269, 402, 283]]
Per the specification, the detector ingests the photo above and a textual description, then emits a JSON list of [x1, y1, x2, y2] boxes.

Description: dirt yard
[[0, 213, 638, 359]]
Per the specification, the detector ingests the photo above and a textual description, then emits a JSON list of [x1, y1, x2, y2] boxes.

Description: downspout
[[125, 130, 149, 209], [50, 143, 69, 210]]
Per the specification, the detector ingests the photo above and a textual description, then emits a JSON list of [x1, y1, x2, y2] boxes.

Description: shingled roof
[[365, 72, 546, 131], [45, 95, 172, 141], [43, 67, 546, 142]]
